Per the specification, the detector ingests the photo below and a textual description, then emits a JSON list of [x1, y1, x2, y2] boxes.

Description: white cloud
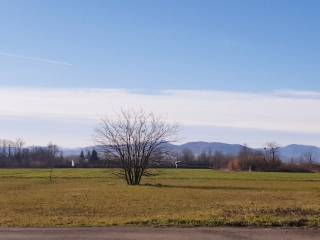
[[0, 87, 319, 135], [1, 87, 320, 147]]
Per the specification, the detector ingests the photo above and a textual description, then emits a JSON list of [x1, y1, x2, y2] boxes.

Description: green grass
[[0, 168, 319, 227]]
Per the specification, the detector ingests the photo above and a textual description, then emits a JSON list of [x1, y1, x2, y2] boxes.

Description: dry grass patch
[[0, 169, 319, 227]]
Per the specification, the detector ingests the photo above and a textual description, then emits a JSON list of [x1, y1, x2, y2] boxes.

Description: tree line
[[1, 137, 319, 173], [0, 139, 108, 168], [174, 143, 320, 172], [0, 139, 64, 168]]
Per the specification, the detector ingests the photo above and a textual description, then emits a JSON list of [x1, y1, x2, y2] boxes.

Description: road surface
[[0, 227, 319, 240]]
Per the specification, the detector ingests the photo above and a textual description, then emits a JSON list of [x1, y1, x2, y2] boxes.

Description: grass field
[[0, 168, 319, 227]]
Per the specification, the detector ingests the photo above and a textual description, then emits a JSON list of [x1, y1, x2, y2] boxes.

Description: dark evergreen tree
[[79, 150, 85, 166], [90, 149, 99, 164]]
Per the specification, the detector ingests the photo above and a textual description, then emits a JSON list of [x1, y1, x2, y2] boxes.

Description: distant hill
[[62, 142, 320, 163], [169, 141, 244, 156], [279, 144, 320, 162], [61, 146, 96, 156]]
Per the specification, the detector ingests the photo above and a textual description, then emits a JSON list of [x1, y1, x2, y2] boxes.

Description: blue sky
[[1, 0, 320, 147], [1, 0, 320, 90]]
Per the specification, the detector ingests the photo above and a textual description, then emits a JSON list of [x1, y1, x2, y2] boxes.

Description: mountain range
[[62, 142, 320, 163]]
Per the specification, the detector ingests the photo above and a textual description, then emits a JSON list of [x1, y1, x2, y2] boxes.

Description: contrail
[[0, 51, 73, 66]]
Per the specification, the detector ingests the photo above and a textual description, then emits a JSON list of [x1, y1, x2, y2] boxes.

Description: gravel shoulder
[[0, 227, 319, 240]]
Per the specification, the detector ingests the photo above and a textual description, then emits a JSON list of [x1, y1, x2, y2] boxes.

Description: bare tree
[[265, 142, 280, 162], [47, 143, 59, 182], [264, 142, 282, 171], [95, 110, 178, 185], [15, 138, 25, 164]]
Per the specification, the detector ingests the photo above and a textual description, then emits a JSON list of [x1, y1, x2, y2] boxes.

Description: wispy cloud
[[0, 52, 72, 66], [272, 90, 320, 99]]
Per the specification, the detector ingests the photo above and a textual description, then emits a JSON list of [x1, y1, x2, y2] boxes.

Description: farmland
[[0, 169, 319, 227]]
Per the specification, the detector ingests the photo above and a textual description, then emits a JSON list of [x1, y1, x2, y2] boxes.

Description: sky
[[0, 0, 320, 147]]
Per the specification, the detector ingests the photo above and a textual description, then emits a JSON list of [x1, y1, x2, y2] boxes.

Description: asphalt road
[[0, 227, 319, 240]]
